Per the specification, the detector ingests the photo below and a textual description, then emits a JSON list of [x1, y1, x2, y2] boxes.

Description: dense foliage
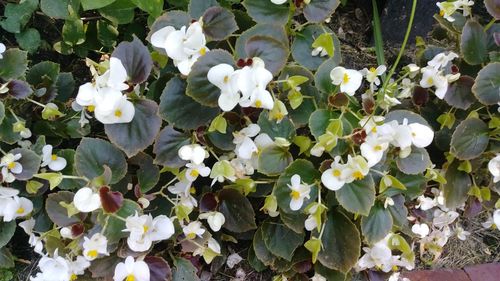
[[0, 0, 499, 280]]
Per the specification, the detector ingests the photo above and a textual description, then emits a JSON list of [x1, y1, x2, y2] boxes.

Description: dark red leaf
[[200, 193, 218, 212], [144, 256, 172, 281], [99, 186, 124, 213]]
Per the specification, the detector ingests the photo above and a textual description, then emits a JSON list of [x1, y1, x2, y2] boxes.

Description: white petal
[[165, 29, 189, 61], [493, 210, 500, 228], [150, 26, 176, 49], [236, 137, 258, 160], [48, 157, 67, 171], [321, 169, 345, 191], [108, 57, 129, 91], [150, 215, 175, 241], [409, 123, 434, 148], [330, 67, 345, 85], [207, 64, 235, 90], [76, 83, 98, 107], [191, 145, 206, 165], [10, 162, 22, 174], [218, 92, 240, 111], [289, 197, 303, 211], [341, 69, 363, 95], [290, 174, 301, 188], [74, 187, 101, 213]]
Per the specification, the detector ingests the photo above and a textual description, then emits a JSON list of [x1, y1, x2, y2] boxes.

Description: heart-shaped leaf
[[472, 62, 500, 105], [485, 0, 500, 19], [153, 126, 191, 168], [112, 36, 153, 84], [361, 203, 393, 244], [257, 111, 296, 140], [335, 175, 375, 216], [444, 75, 476, 110], [186, 49, 235, 107], [172, 257, 200, 281], [274, 159, 320, 213], [396, 147, 431, 175], [253, 227, 276, 266], [99, 186, 124, 213], [444, 161, 472, 209], [303, 0, 340, 23], [235, 23, 288, 59], [450, 118, 489, 160], [245, 35, 289, 75], [314, 56, 342, 93], [461, 20, 488, 65], [258, 145, 293, 176], [261, 221, 304, 261], [188, 0, 218, 18], [46, 191, 86, 226], [318, 210, 361, 273], [160, 76, 219, 130], [105, 99, 162, 157], [129, 152, 160, 193], [75, 138, 127, 184], [218, 188, 257, 233], [0, 49, 28, 80], [291, 25, 340, 70], [202, 7, 238, 41], [242, 0, 289, 25]]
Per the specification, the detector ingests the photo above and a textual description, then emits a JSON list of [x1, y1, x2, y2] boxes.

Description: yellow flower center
[[371, 127, 377, 133], [352, 171, 364, 180], [190, 186, 196, 194], [87, 105, 95, 112], [255, 100, 262, 108], [332, 169, 341, 177], [186, 232, 196, 239], [143, 225, 149, 233], [190, 169, 199, 178], [199, 47, 207, 56], [427, 77, 433, 85], [369, 67, 376, 73], [126, 274, 135, 281], [87, 249, 98, 259], [51, 154, 58, 161], [114, 110, 122, 117], [7, 162, 15, 170], [70, 274, 78, 281], [273, 112, 284, 120], [439, 10, 445, 16], [16, 207, 25, 214], [343, 73, 350, 84], [223, 76, 229, 84], [290, 190, 301, 200], [374, 145, 383, 151]]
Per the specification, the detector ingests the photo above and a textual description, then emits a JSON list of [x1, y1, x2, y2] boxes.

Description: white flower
[[41, 145, 67, 171], [376, 120, 413, 150], [343, 155, 370, 183], [321, 156, 347, 191], [311, 273, 327, 281], [73, 187, 101, 213], [356, 243, 392, 272], [420, 66, 448, 99], [380, 94, 401, 110], [207, 64, 240, 111], [150, 26, 176, 51], [330, 66, 363, 96], [185, 162, 211, 182], [388, 272, 410, 281], [411, 223, 430, 238], [199, 211, 225, 232], [0, 43, 6, 59], [304, 203, 321, 231], [226, 253, 243, 269], [1, 153, 22, 183], [83, 233, 109, 261], [488, 154, 500, 183], [0, 186, 19, 198], [311, 47, 328, 57], [237, 58, 274, 110], [288, 174, 311, 211], [271, 0, 287, 4], [493, 209, 500, 229], [360, 135, 389, 167], [455, 226, 470, 241], [107, 57, 129, 91], [2, 196, 32, 222], [19, 218, 44, 254], [437, 1, 474, 22], [93, 88, 135, 124], [416, 195, 437, 211], [60, 227, 75, 239], [432, 209, 459, 228], [408, 123, 434, 148], [359, 115, 385, 135], [113, 256, 150, 281], [183, 221, 205, 239], [428, 52, 459, 70], [406, 63, 420, 78], [178, 144, 207, 165], [398, 78, 414, 98], [233, 124, 261, 160], [123, 213, 175, 252], [361, 65, 386, 89], [168, 179, 192, 197], [31, 253, 71, 281], [68, 256, 91, 280]]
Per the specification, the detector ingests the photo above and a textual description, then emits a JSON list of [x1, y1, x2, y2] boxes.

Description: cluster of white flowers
[[151, 21, 208, 75], [123, 212, 175, 252], [75, 58, 135, 125], [437, 0, 474, 22], [30, 251, 90, 281], [0, 153, 22, 183], [0, 187, 33, 222], [419, 51, 460, 99], [208, 57, 275, 111], [356, 233, 415, 273]]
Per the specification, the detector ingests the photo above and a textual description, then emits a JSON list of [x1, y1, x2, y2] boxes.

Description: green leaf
[[235, 23, 288, 59], [0, 102, 4, 125], [10, 148, 41, 181], [34, 173, 63, 190], [0, 248, 14, 269], [129, 152, 160, 193], [314, 263, 346, 281], [75, 138, 127, 184], [253, 227, 275, 266], [81, 0, 117, 10], [160, 77, 219, 129], [186, 49, 234, 107], [443, 75, 476, 110], [437, 112, 456, 129], [450, 118, 489, 160], [245, 35, 289, 75], [318, 210, 361, 273], [27, 61, 60, 87], [46, 191, 86, 226], [387, 195, 409, 229], [361, 203, 393, 244], [335, 175, 375, 216], [279, 209, 307, 234], [303, 0, 340, 23], [0, 0, 38, 33], [274, 159, 320, 213], [262, 221, 304, 261], [0, 49, 28, 80], [0, 113, 22, 144], [308, 109, 340, 139], [111, 36, 153, 85], [385, 109, 431, 127], [461, 20, 488, 65], [188, 0, 218, 18], [97, 20, 119, 47], [396, 147, 431, 175], [26, 180, 44, 194], [153, 126, 191, 168], [472, 62, 500, 105], [257, 111, 296, 140], [41, 0, 69, 19], [99, 0, 135, 25], [208, 114, 227, 134], [105, 99, 162, 157], [15, 28, 41, 53], [173, 257, 200, 281], [63, 17, 85, 46], [314, 56, 341, 93], [218, 188, 257, 233], [242, 0, 289, 25], [247, 244, 267, 272], [0, 221, 16, 249], [101, 199, 141, 244], [131, 0, 164, 17], [292, 25, 340, 70], [444, 161, 472, 209], [202, 7, 238, 41], [258, 145, 293, 176]]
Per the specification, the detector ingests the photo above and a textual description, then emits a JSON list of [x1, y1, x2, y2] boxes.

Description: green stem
[[381, 0, 418, 94], [484, 18, 496, 32], [371, 0, 386, 68]]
